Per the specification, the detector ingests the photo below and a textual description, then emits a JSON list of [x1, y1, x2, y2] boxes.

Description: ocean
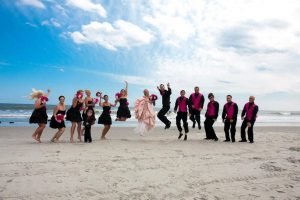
[[0, 103, 299, 127]]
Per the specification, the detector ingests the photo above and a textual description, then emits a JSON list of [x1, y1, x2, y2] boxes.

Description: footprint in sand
[[289, 147, 300, 152], [260, 163, 286, 172]]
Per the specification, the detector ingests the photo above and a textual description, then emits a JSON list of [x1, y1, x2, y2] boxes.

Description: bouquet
[[76, 91, 83, 99], [55, 114, 65, 123], [93, 98, 99, 104], [115, 92, 121, 99], [40, 96, 48, 104]]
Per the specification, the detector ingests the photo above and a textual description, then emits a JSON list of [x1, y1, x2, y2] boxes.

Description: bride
[[134, 89, 156, 136]]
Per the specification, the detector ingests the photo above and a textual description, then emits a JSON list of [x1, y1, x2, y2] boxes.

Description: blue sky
[[0, 0, 300, 110]]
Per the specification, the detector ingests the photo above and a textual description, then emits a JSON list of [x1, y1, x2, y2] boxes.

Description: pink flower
[[115, 92, 121, 99], [40, 96, 48, 104], [126, 101, 129, 106], [150, 94, 158, 101], [55, 114, 64, 123], [93, 98, 99, 104]]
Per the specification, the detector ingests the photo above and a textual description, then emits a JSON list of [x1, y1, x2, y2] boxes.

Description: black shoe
[[165, 122, 171, 129], [192, 122, 196, 128], [239, 140, 247, 142], [249, 141, 254, 143], [232, 140, 235, 143], [178, 133, 183, 139], [198, 125, 201, 130], [223, 140, 230, 142], [184, 135, 187, 141], [214, 138, 219, 141], [204, 138, 210, 140]]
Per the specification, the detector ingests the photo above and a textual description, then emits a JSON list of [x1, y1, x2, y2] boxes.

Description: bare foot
[[32, 135, 39, 142], [78, 136, 82, 142], [70, 138, 74, 143], [36, 138, 42, 143], [101, 137, 107, 140], [50, 138, 55, 143]]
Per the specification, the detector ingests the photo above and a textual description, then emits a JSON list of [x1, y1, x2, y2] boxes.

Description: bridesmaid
[[116, 81, 131, 121], [81, 89, 96, 135], [50, 96, 66, 142], [29, 88, 51, 143], [98, 94, 117, 139], [66, 90, 84, 142]]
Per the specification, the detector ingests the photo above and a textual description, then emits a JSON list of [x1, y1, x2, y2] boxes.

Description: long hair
[[29, 88, 44, 99]]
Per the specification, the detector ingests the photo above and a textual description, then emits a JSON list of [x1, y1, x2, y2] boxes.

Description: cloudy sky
[[0, 0, 300, 110]]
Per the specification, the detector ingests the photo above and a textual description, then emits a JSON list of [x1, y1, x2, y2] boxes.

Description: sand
[[0, 126, 299, 200]]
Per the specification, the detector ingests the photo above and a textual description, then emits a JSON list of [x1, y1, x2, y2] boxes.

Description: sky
[[0, 0, 300, 110]]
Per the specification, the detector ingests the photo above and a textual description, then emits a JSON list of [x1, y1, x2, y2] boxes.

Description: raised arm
[[125, 81, 128, 95]]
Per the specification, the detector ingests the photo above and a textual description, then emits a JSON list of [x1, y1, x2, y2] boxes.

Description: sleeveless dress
[[117, 98, 131, 119], [29, 106, 48, 124], [98, 106, 112, 125], [82, 100, 95, 121], [66, 101, 83, 122], [50, 110, 66, 129]]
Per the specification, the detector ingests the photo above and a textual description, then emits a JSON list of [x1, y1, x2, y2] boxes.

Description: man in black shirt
[[189, 86, 205, 130], [157, 83, 172, 129]]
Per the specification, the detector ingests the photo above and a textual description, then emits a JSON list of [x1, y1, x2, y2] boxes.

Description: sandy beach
[[0, 126, 299, 199]]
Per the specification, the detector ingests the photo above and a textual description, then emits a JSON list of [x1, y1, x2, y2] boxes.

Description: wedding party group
[[28, 81, 258, 144]]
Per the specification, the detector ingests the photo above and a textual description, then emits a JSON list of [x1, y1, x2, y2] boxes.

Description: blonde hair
[[85, 89, 91, 95], [29, 88, 44, 99]]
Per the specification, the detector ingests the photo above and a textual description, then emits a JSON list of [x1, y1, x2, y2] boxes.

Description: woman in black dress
[[116, 81, 131, 121], [98, 94, 117, 139], [29, 89, 51, 143], [66, 90, 84, 143], [50, 96, 66, 142]]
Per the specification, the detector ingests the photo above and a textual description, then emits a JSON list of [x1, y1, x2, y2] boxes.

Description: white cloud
[[18, 0, 45, 9], [69, 20, 154, 51], [66, 0, 106, 17], [41, 18, 61, 27]]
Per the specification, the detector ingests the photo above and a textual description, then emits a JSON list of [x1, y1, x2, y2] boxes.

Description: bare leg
[[54, 127, 65, 142], [51, 130, 60, 142], [119, 117, 126, 121], [101, 125, 111, 139], [36, 123, 46, 143], [80, 127, 85, 136], [77, 122, 82, 142], [70, 122, 76, 143]]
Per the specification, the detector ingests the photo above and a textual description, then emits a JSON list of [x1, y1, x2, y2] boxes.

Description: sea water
[[0, 103, 300, 127]]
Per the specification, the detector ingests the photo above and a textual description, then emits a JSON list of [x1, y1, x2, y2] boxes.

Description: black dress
[[50, 110, 66, 129], [29, 106, 48, 124], [98, 106, 112, 125], [82, 100, 95, 121], [117, 98, 131, 119], [66, 101, 83, 122]]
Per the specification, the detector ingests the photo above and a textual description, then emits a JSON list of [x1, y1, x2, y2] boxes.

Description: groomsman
[[189, 86, 205, 129], [174, 90, 191, 140], [204, 93, 219, 141], [157, 83, 172, 129], [222, 95, 238, 142], [240, 96, 259, 143]]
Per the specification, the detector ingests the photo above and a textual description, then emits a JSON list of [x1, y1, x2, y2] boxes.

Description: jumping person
[[66, 90, 84, 143], [157, 83, 172, 129], [240, 96, 259, 143], [134, 89, 156, 136], [174, 90, 191, 140], [189, 86, 205, 130], [50, 95, 66, 142], [204, 93, 219, 141], [222, 95, 238, 142], [116, 81, 131, 121], [29, 88, 51, 143], [98, 94, 117, 140]]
